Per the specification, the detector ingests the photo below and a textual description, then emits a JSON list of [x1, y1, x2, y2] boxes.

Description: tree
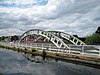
[[95, 26, 100, 34], [0, 36, 6, 41], [85, 33, 100, 45]]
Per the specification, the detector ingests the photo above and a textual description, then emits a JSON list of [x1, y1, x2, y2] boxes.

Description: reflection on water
[[0, 48, 100, 75], [24, 53, 59, 64], [24, 54, 44, 63]]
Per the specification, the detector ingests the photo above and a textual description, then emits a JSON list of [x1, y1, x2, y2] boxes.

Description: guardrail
[[0, 42, 100, 56]]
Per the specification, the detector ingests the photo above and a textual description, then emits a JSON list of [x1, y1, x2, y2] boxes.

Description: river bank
[[0, 44, 100, 69]]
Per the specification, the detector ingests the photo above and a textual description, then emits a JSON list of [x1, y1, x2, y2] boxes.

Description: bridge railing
[[0, 42, 100, 57], [68, 45, 100, 55]]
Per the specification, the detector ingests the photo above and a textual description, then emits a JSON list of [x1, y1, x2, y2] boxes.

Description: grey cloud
[[94, 17, 100, 21], [0, 12, 42, 30], [0, 0, 100, 36], [39, 0, 100, 21], [0, 0, 5, 2]]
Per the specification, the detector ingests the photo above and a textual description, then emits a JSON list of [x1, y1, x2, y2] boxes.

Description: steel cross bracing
[[48, 31, 86, 45], [19, 29, 86, 49]]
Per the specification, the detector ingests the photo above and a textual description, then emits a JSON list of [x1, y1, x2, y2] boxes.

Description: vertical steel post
[[82, 45, 84, 55], [36, 43, 37, 50], [99, 46, 100, 56], [26, 42, 27, 48], [49, 44, 51, 51], [17, 43, 19, 47], [69, 45, 70, 54], [57, 48, 59, 53], [42, 43, 43, 50]]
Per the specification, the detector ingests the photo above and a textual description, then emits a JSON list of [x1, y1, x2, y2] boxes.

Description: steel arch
[[19, 29, 69, 49], [48, 31, 86, 45]]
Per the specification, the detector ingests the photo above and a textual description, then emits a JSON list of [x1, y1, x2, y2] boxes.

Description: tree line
[[85, 26, 100, 45]]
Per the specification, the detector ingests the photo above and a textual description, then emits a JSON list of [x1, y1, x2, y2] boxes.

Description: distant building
[[10, 35, 19, 42], [5, 35, 20, 42]]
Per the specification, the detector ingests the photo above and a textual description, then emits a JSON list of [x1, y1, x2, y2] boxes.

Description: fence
[[0, 42, 100, 56]]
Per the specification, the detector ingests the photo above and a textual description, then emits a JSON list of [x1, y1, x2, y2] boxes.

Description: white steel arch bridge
[[19, 29, 86, 49], [0, 29, 99, 56]]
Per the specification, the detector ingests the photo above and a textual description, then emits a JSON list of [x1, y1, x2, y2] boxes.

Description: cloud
[[0, 0, 100, 36]]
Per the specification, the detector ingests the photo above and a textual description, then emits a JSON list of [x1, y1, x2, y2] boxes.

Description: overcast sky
[[0, 0, 100, 37]]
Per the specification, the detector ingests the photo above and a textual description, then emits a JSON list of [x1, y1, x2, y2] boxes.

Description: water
[[0, 48, 100, 75]]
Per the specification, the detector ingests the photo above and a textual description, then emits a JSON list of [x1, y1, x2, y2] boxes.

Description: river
[[0, 48, 100, 75]]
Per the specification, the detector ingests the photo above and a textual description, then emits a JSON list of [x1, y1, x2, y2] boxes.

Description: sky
[[0, 0, 100, 37]]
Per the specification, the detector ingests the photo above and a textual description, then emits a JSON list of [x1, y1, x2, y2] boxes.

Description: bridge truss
[[19, 29, 86, 49]]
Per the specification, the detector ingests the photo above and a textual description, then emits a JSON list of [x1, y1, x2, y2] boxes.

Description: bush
[[32, 48, 36, 52], [42, 50, 47, 60], [42, 50, 47, 56]]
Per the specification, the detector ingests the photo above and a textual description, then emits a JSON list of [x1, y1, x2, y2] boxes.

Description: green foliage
[[42, 50, 47, 56], [55, 53, 59, 56], [42, 50, 47, 60], [31, 54, 35, 58], [0, 73, 3, 75], [0, 36, 5, 41], [95, 26, 100, 34], [85, 33, 100, 45], [32, 48, 36, 52]]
